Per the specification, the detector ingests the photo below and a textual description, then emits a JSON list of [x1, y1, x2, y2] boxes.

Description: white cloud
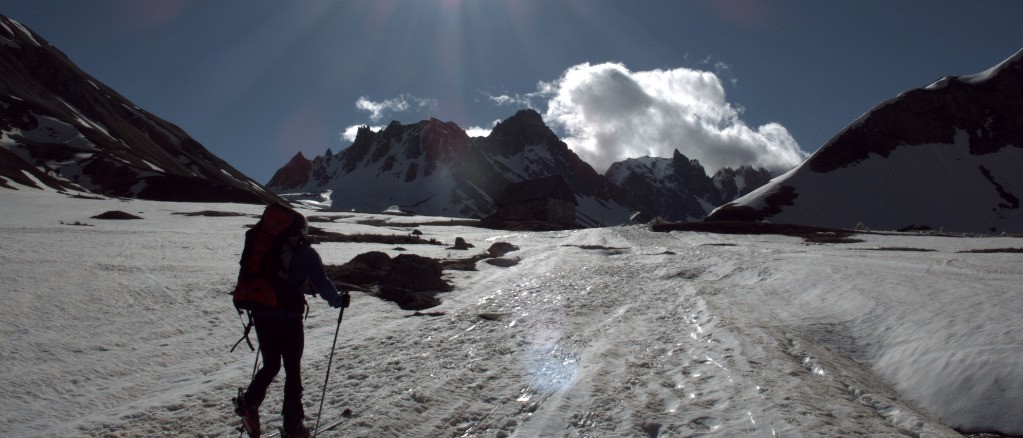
[[712, 61, 739, 86], [538, 62, 806, 174], [486, 92, 540, 108], [355, 94, 436, 122], [464, 125, 493, 138]]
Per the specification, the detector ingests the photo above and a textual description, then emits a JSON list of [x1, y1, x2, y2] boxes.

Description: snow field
[[1, 188, 1021, 436]]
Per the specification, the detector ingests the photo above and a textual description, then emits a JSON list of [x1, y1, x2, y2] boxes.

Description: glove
[[332, 292, 351, 309]]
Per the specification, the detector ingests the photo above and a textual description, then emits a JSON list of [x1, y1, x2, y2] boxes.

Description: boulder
[[487, 242, 519, 257], [449, 237, 474, 250]]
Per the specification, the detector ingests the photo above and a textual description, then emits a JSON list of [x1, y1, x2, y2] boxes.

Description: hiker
[[233, 209, 348, 438]]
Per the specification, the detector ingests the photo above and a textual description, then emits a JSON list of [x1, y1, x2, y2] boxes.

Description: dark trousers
[[245, 316, 305, 429]]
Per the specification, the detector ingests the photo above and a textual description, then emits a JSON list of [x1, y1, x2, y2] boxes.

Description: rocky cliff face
[[0, 14, 280, 204], [605, 150, 773, 222], [712, 165, 775, 203], [709, 49, 1023, 233]]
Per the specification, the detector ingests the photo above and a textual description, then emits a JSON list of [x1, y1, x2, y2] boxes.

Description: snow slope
[[2, 187, 1021, 436], [735, 136, 1023, 233], [712, 48, 1023, 234]]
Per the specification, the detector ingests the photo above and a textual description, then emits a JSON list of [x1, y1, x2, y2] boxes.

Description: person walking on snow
[[233, 214, 348, 438]]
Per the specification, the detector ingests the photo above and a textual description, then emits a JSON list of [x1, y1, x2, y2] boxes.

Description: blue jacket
[[254, 242, 342, 319]]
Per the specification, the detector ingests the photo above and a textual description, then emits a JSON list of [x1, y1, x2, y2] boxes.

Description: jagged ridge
[[269, 109, 773, 225]]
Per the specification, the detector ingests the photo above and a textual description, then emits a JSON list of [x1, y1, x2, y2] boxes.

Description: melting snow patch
[[141, 160, 164, 173]]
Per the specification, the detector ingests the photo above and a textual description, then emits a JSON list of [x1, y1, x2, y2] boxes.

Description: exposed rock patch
[[92, 211, 143, 220], [485, 257, 520, 267], [325, 242, 521, 310], [173, 210, 250, 217]]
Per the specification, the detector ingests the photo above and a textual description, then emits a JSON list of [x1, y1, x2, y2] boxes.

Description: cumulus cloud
[[465, 125, 495, 138], [355, 94, 436, 123], [537, 62, 806, 174]]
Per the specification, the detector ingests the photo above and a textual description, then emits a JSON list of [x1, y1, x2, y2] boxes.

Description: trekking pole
[[242, 311, 260, 378], [313, 293, 349, 437], [236, 312, 260, 438], [250, 346, 261, 379], [237, 317, 257, 438], [236, 347, 260, 438]]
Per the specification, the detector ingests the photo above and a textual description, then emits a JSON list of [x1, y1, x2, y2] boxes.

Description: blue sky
[[3, 0, 1022, 183]]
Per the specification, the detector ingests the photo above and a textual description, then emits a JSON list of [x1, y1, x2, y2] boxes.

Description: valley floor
[[1, 189, 1021, 437]]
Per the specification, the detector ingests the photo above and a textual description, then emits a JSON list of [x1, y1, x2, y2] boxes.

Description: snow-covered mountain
[[709, 48, 1023, 234], [268, 109, 637, 226], [606, 150, 773, 222], [0, 14, 280, 204], [269, 109, 773, 225]]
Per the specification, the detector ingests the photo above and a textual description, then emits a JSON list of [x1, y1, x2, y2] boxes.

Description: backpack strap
[[230, 310, 257, 353]]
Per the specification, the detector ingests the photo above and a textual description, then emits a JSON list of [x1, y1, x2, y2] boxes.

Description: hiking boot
[[232, 389, 261, 438], [281, 423, 310, 438]]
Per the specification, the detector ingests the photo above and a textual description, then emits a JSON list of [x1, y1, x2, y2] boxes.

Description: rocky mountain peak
[[711, 165, 774, 202], [603, 150, 774, 222], [266, 152, 312, 189], [488, 109, 558, 150], [503, 108, 546, 127], [669, 149, 704, 172]]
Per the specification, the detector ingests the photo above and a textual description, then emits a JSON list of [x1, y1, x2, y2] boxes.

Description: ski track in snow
[[1, 189, 1020, 436]]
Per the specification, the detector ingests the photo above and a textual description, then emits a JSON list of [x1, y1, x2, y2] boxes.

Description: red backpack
[[232, 202, 307, 311]]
